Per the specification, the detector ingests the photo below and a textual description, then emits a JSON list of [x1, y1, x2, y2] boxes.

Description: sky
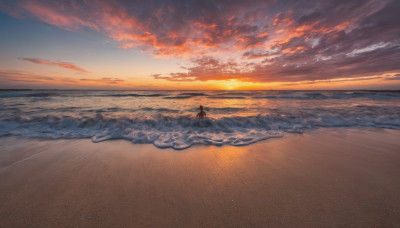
[[0, 0, 399, 90]]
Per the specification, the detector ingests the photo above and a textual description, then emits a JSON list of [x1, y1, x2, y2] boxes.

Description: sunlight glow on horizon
[[0, 0, 399, 90]]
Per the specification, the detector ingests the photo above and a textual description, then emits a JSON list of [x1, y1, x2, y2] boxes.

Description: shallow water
[[1, 90, 399, 149]]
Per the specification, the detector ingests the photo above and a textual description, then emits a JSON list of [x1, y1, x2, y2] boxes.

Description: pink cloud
[[80, 78, 125, 84], [6, 0, 275, 58], [3, 0, 399, 83], [18, 57, 88, 73], [0, 70, 141, 89]]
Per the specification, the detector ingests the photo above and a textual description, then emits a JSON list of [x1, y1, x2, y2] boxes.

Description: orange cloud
[[21, 1, 97, 30], [18, 58, 88, 73], [0, 70, 142, 89], [7, 1, 274, 58], [80, 78, 125, 84], [3, 0, 399, 86]]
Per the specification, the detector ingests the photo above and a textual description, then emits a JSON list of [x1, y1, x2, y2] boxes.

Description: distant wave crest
[[1, 90, 400, 100]]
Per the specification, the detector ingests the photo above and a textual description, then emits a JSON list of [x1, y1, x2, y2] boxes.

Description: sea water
[[1, 90, 399, 149]]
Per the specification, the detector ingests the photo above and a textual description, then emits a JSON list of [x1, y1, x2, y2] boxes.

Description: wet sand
[[0, 128, 400, 227]]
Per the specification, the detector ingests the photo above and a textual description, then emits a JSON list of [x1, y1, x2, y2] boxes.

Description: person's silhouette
[[196, 105, 206, 119]]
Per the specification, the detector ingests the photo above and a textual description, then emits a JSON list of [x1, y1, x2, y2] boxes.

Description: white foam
[[1, 90, 399, 149], [0, 109, 399, 149]]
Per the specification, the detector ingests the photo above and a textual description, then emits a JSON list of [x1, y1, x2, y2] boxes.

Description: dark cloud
[[2, 0, 400, 83], [281, 75, 387, 86], [386, 74, 400, 80], [151, 0, 400, 82]]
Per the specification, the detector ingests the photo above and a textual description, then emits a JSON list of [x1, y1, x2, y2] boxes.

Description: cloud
[[2, 0, 400, 83], [0, 70, 76, 86], [80, 77, 125, 84], [18, 57, 88, 73], [281, 75, 388, 86], [0, 70, 129, 89], [153, 43, 400, 83], [385, 74, 400, 80], [153, 0, 400, 83]]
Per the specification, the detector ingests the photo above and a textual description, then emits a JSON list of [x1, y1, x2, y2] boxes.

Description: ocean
[[1, 90, 399, 149]]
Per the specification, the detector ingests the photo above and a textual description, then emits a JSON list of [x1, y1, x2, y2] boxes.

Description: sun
[[223, 79, 240, 90]]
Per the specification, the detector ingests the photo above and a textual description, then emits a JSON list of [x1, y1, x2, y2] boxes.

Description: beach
[[1, 128, 399, 227], [1, 0, 400, 226]]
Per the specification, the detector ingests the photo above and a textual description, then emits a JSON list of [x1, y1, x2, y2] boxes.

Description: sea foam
[[1, 90, 399, 149], [1, 108, 399, 149]]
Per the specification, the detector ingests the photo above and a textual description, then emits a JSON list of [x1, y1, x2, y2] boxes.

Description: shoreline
[[1, 128, 400, 227]]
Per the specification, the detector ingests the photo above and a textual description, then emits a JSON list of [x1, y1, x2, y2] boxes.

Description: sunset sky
[[0, 0, 399, 90]]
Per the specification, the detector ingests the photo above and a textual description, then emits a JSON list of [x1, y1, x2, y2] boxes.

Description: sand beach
[[1, 128, 399, 227]]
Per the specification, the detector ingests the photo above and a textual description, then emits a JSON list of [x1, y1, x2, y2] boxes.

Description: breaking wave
[[1, 90, 400, 149], [1, 107, 399, 149]]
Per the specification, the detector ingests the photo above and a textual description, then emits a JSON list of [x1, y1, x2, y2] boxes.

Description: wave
[[141, 107, 180, 112], [2, 90, 400, 100], [162, 92, 208, 99], [207, 96, 246, 99], [0, 91, 166, 98], [0, 92, 54, 98], [1, 107, 399, 149], [207, 107, 244, 112], [178, 92, 207, 96], [106, 93, 165, 97], [164, 96, 192, 99], [252, 91, 400, 100], [215, 92, 253, 96]]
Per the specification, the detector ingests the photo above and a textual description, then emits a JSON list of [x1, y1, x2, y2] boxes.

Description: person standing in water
[[196, 105, 207, 119]]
